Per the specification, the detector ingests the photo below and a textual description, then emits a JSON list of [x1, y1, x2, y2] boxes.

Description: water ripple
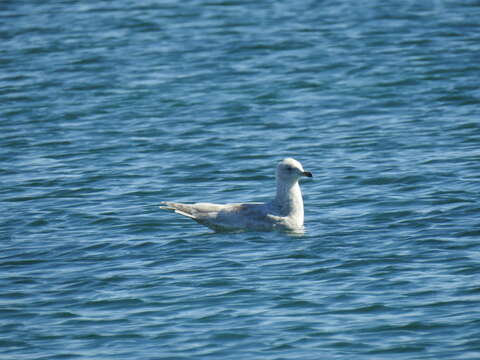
[[2, 0, 480, 359]]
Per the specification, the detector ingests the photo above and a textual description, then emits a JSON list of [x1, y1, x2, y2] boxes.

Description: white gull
[[160, 158, 312, 232]]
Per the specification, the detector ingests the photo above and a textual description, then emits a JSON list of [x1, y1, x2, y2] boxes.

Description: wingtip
[[159, 201, 173, 210], [159, 202, 196, 219]]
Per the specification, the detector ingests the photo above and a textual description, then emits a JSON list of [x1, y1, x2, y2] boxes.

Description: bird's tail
[[159, 201, 196, 219]]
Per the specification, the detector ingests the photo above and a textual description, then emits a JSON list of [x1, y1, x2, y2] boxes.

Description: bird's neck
[[275, 180, 304, 218]]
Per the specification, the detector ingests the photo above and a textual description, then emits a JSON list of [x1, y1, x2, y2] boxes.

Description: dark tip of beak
[[303, 171, 313, 178]]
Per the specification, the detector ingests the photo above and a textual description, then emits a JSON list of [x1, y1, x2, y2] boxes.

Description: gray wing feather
[[160, 201, 225, 217], [160, 201, 278, 231]]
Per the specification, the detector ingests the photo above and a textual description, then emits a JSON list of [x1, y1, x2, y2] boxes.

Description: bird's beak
[[302, 171, 313, 178]]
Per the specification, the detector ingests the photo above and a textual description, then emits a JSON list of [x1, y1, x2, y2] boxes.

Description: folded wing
[[160, 201, 277, 231]]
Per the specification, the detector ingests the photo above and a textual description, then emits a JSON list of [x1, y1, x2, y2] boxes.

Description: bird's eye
[[286, 166, 293, 171]]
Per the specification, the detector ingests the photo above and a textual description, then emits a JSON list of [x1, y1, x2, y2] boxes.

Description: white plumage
[[160, 158, 312, 232]]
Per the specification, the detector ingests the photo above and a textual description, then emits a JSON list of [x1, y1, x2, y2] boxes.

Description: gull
[[160, 158, 312, 232]]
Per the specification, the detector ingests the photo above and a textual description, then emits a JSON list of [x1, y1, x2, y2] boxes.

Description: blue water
[[1, 1, 480, 359]]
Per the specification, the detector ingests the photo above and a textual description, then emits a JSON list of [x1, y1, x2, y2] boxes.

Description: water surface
[[1, 1, 480, 359]]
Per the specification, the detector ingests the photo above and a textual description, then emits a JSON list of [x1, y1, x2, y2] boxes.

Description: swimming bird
[[160, 158, 312, 232]]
